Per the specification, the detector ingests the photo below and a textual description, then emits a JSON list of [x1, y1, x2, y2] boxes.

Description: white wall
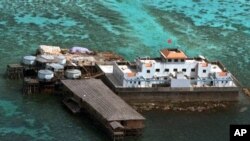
[[214, 73, 234, 87], [113, 63, 125, 85], [197, 63, 211, 78], [138, 60, 198, 79], [112, 59, 236, 88], [171, 79, 191, 88]]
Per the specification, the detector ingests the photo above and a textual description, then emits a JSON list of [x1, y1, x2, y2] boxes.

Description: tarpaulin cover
[[70, 47, 92, 53]]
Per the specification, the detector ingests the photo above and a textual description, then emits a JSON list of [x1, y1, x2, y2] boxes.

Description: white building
[[105, 49, 236, 88]]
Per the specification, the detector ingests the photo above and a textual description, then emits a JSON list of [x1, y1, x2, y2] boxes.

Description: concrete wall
[[114, 60, 199, 88], [197, 63, 211, 78], [102, 72, 240, 103], [138, 60, 198, 79], [171, 78, 191, 88], [115, 87, 239, 103], [214, 72, 234, 87], [113, 63, 124, 85]]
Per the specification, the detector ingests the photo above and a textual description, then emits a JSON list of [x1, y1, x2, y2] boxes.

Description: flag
[[167, 39, 172, 44]]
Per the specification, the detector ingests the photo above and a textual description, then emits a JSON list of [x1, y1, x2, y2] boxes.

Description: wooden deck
[[61, 79, 145, 140], [6, 64, 24, 79], [61, 79, 145, 121], [23, 78, 39, 95]]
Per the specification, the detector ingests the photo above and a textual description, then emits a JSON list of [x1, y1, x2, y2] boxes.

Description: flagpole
[[167, 39, 172, 48]]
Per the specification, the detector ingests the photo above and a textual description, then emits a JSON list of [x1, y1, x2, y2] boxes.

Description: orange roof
[[219, 71, 227, 76], [160, 49, 187, 59], [127, 72, 136, 77], [201, 63, 208, 67], [145, 63, 152, 68]]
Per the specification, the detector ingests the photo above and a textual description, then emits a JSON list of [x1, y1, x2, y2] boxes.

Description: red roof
[[219, 71, 227, 76], [160, 49, 187, 59]]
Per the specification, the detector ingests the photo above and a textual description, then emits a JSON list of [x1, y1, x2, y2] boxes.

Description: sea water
[[0, 0, 249, 141]]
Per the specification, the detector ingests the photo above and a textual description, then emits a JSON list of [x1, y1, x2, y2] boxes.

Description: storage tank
[[38, 69, 54, 81], [56, 55, 66, 65], [23, 56, 36, 65], [41, 55, 54, 61], [65, 69, 81, 79], [46, 63, 64, 72]]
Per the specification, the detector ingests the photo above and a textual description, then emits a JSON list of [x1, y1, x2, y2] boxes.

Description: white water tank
[[46, 63, 64, 72], [38, 69, 54, 80], [41, 55, 54, 61], [65, 69, 81, 79], [23, 56, 36, 65], [56, 55, 66, 65]]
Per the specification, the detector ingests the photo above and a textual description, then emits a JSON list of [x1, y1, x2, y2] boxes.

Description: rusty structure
[[6, 64, 24, 79], [242, 88, 250, 96], [6, 45, 124, 95], [22, 78, 39, 95], [5, 45, 146, 141]]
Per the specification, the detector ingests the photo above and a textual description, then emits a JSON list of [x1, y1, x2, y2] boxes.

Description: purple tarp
[[70, 47, 92, 53]]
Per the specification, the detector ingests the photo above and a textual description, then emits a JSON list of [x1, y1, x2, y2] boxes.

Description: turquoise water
[[0, 0, 249, 141]]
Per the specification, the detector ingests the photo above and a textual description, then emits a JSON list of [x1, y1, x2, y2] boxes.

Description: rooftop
[[61, 79, 145, 121], [160, 48, 187, 59], [118, 65, 133, 73], [118, 65, 137, 77], [210, 64, 223, 73], [98, 65, 114, 73]]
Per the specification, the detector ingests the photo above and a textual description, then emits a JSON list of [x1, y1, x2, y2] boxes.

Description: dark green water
[[0, 0, 249, 141]]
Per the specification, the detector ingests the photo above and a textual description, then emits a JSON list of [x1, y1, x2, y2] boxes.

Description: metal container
[[23, 56, 36, 65], [41, 55, 54, 61], [65, 69, 81, 79], [46, 63, 64, 72], [56, 55, 66, 65], [38, 69, 54, 80]]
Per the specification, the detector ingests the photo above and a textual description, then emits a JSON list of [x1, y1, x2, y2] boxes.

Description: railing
[[115, 86, 240, 92]]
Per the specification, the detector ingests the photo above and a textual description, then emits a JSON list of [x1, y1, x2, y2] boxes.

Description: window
[[168, 59, 172, 62], [138, 81, 141, 85], [174, 68, 178, 72], [165, 68, 169, 72], [203, 70, 206, 73], [174, 59, 178, 62], [155, 69, 160, 72], [221, 81, 224, 83], [182, 68, 186, 72], [181, 59, 185, 62], [191, 68, 195, 72], [147, 70, 150, 73]]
